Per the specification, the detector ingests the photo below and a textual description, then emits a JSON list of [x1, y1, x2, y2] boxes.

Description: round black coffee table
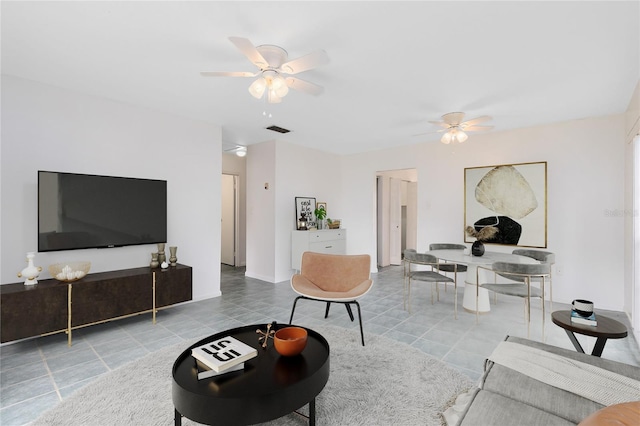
[[172, 324, 330, 426], [551, 310, 628, 357]]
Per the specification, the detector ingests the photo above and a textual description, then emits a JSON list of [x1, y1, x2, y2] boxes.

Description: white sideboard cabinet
[[291, 229, 347, 270]]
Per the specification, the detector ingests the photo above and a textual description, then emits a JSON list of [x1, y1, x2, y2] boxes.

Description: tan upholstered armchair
[[289, 252, 373, 346]]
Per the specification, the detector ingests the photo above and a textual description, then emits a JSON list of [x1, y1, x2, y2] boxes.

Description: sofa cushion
[[459, 389, 575, 426]]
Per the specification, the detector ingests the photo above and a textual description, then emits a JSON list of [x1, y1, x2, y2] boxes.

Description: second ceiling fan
[[421, 112, 494, 144], [201, 37, 329, 104]]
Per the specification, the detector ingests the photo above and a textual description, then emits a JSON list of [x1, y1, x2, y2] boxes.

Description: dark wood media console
[[1, 264, 192, 345]]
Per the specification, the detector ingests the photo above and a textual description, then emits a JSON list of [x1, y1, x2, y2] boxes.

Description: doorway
[[376, 169, 417, 267], [221, 174, 238, 266]]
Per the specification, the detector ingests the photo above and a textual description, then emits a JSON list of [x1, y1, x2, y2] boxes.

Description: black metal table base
[[563, 329, 608, 357], [174, 398, 317, 426]]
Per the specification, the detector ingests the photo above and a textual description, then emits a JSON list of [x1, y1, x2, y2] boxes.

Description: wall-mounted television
[[38, 171, 167, 252]]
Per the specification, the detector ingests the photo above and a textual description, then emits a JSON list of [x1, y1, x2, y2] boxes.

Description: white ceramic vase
[[18, 252, 42, 285]]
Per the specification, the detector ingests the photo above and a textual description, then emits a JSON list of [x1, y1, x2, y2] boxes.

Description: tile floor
[[1, 265, 639, 425]]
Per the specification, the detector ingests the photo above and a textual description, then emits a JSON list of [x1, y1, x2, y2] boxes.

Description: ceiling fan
[[201, 37, 329, 104], [418, 112, 494, 144]]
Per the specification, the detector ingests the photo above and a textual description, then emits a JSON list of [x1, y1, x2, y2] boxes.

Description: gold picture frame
[[464, 161, 547, 248]]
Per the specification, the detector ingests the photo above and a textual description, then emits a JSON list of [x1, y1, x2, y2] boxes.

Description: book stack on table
[[192, 336, 258, 380], [570, 309, 597, 326]]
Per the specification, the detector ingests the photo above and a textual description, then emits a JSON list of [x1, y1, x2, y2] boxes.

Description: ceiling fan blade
[[463, 115, 492, 126], [228, 36, 269, 69], [464, 125, 494, 132], [428, 121, 450, 129], [280, 50, 329, 74], [412, 129, 446, 137], [285, 77, 324, 96], [200, 71, 257, 77]]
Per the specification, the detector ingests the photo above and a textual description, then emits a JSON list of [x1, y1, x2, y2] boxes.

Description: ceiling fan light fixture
[[236, 146, 247, 157], [267, 89, 283, 104], [271, 74, 289, 97], [440, 128, 468, 144], [441, 131, 453, 144], [248, 77, 267, 99]]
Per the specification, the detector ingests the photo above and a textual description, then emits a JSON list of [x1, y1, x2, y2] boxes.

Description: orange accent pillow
[[578, 402, 640, 426]]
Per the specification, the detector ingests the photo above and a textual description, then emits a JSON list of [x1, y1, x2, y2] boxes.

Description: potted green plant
[[314, 206, 327, 229]]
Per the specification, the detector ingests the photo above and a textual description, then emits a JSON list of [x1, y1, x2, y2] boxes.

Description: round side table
[[551, 310, 627, 357]]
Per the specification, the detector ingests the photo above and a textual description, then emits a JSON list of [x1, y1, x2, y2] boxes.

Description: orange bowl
[[274, 327, 308, 356]]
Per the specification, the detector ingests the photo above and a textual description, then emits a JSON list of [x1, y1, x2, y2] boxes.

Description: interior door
[[221, 174, 236, 266], [389, 177, 402, 265]]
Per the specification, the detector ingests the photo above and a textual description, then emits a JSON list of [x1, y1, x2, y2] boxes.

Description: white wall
[[275, 142, 342, 282], [245, 140, 341, 283], [340, 115, 628, 311], [245, 140, 277, 282], [1, 76, 222, 301]]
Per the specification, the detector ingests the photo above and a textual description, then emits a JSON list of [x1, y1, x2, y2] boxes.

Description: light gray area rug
[[33, 326, 473, 426]]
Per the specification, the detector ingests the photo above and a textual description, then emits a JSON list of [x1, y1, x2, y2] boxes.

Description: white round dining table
[[426, 249, 539, 313]]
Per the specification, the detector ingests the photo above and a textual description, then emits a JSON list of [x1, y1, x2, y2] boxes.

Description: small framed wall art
[[295, 197, 316, 229]]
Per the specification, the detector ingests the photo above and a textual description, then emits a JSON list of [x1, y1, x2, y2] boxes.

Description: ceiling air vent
[[266, 125, 291, 134]]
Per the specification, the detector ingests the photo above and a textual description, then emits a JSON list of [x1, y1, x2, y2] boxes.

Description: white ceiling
[[2, 1, 638, 155]]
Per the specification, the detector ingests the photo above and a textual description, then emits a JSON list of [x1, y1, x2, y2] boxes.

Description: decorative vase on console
[[169, 246, 178, 267], [150, 252, 159, 268], [18, 252, 42, 285], [157, 243, 166, 264]]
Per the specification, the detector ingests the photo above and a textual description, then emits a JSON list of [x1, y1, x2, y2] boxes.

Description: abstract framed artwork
[[464, 161, 547, 248], [295, 197, 316, 229]]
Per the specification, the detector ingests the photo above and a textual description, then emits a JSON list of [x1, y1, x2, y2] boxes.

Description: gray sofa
[[448, 335, 640, 425]]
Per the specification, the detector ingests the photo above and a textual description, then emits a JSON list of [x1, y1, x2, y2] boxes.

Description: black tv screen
[[38, 171, 167, 252]]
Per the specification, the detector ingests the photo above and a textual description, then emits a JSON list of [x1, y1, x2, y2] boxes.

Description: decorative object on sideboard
[[48, 261, 91, 282], [297, 212, 308, 230], [465, 225, 499, 256], [17, 252, 42, 285], [315, 203, 327, 230], [327, 218, 341, 229], [157, 243, 166, 264], [161, 261, 169, 269], [150, 252, 159, 268], [169, 246, 178, 267]]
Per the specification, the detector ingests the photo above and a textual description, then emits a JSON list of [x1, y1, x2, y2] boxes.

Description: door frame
[[221, 173, 239, 266]]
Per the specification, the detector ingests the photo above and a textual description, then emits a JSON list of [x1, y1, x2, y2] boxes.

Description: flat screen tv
[[38, 171, 167, 252]]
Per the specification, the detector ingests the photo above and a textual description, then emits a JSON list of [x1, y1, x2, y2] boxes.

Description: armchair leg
[[324, 302, 331, 318], [290, 296, 365, 345], [345, 304, 355, 322], [354, 301, 365, 346], [289, 296, 303, 323]]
